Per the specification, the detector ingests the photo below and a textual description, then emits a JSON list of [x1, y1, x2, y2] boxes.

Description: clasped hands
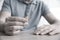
[[4, 16, 28, 36]]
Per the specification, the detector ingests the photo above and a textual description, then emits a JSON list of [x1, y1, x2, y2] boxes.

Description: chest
[[11, 0, 41, 18]]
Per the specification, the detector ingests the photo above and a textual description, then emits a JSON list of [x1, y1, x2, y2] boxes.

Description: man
[[0, 0, 60, 36]]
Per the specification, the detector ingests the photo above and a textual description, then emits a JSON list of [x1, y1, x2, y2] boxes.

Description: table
[[0, 30, 60, 40]]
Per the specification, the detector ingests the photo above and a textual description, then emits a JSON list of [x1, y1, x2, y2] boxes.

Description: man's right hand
[[6, 16, 28, 23], [4, 23, 23, 36], [4, 16, 28, 36]]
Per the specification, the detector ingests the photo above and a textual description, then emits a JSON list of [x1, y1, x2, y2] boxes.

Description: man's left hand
[[33, 24, 60, 35]]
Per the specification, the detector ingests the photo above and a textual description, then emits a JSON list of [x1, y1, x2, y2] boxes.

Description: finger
[[36, 25, 51, 34], [34, 25, 49, 35], [41, 28, 53, 35], [5, 30, 20, 36], [40, 25, 51, 33], [5, 22, 24, 26], [33, 27, 44, 35], [33, 26, 45, 35], [38, 25, 51, 30], [49, 30, 60, 35], [13, 30, 20, 34], [10, 26, 24, 30], [4, 26, 23, 32], [4, 26, 14, 32], [6, 17, 28, 22], [40, 25, 55, 35]]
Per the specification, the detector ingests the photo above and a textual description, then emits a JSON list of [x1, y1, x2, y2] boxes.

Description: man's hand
[[6, 16, 28, 22], [4, 16, 29, 36], [33, 24, 60, 35]]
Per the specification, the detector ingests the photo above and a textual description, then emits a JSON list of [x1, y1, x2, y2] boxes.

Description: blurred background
[[0, 0, 60, 27]]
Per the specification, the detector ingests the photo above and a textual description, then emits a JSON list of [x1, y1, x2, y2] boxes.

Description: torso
[[10, 0, 43, 30]]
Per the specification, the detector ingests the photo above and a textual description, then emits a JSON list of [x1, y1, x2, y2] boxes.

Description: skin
[[0, 0, 60, 36], [34, 12, 60, 35], [0, 11, 28, 36]]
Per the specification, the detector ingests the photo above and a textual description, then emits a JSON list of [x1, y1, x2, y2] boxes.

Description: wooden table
[[0, 30, 60, 40]]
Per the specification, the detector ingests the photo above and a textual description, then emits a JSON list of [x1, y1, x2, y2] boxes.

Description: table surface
[[0, 31, 60, 40]]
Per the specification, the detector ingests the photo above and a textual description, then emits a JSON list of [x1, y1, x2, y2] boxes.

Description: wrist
[[0, 21, 5, 32]]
